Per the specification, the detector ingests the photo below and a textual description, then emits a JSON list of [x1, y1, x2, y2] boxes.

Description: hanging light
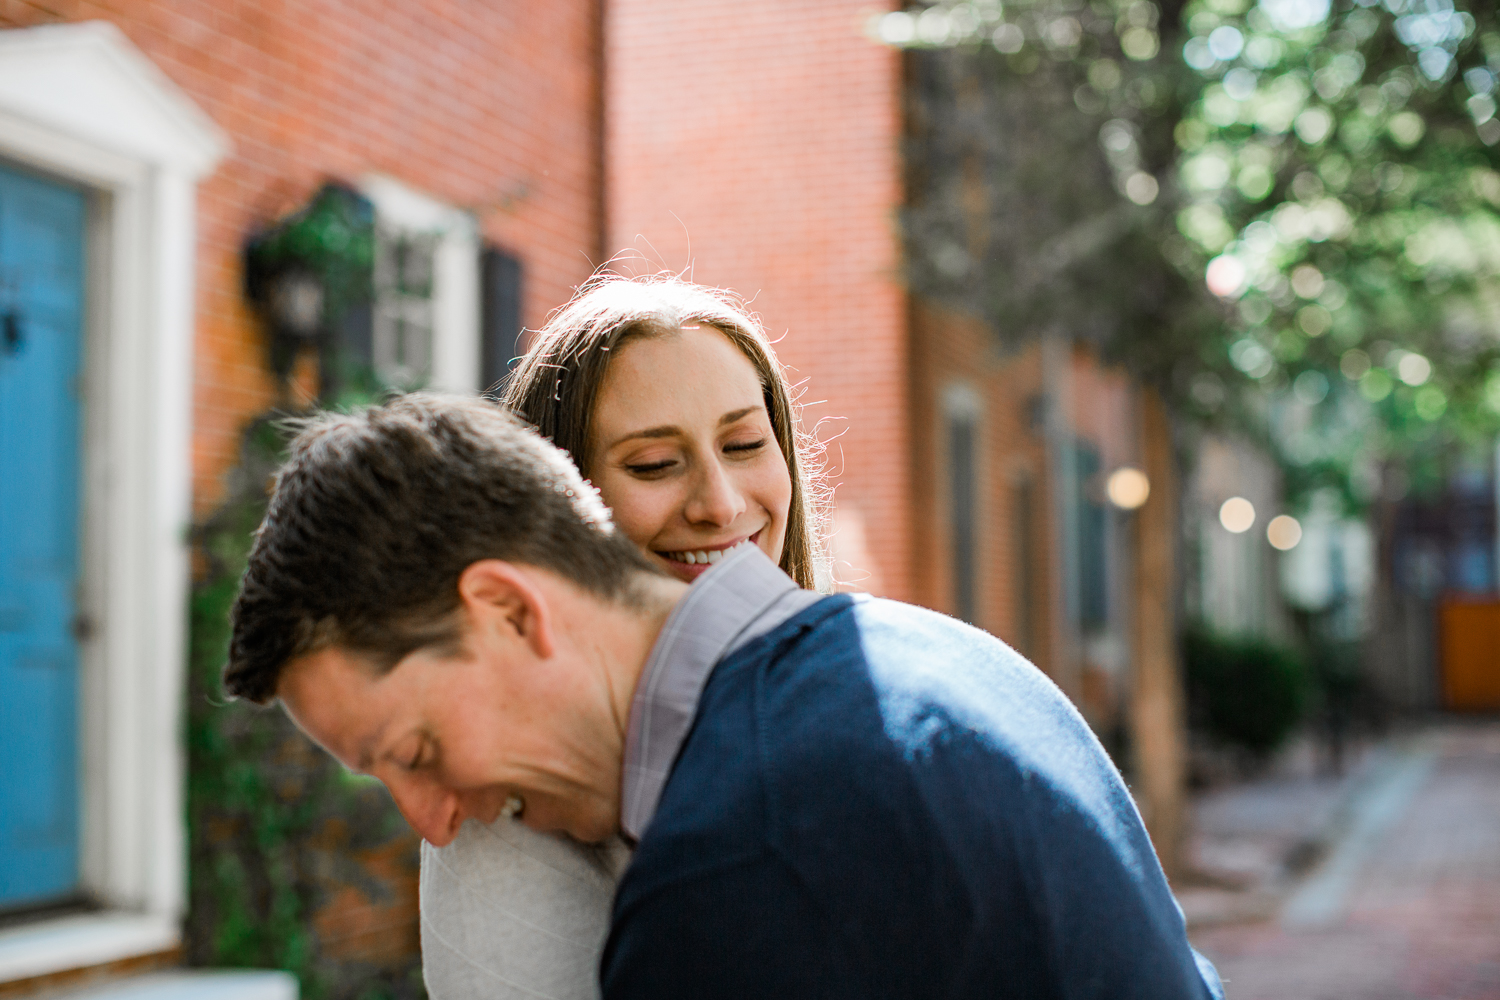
[[266, 268, 324, 340]]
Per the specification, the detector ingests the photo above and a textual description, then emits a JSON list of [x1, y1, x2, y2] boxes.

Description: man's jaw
[[508, 788, 621, 845], [653, 531, 762, 582]]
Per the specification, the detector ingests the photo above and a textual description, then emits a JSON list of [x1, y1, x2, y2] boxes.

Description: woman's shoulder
[[420, 818, 631, 1000]]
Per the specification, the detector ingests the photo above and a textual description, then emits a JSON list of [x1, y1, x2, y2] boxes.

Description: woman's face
[[588, 325, 792, 583]]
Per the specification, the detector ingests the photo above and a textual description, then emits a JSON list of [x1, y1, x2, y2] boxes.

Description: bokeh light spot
[[1220, 496, 1256, 533], [1125, 172, 1160, 204], [1397, 352, 1431, 386], [1206, 255, 1248, 297], [1293, 369, 1329, 405], [1267, 514, 1302, 550], [1207, 26, 1244, 61], [1106, 467, 1151, 509]]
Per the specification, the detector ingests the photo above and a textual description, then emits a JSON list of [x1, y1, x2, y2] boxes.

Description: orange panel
[[1440, 599, 1500, 711]]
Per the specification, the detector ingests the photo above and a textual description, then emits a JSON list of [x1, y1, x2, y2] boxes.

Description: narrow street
[[1189, 720, 1500, 1000]]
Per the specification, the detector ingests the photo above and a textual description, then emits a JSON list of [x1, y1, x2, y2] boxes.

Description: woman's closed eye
[[723, 437, 768, 456], [625, 438, 764, 475], [624, 457, 678, 476]]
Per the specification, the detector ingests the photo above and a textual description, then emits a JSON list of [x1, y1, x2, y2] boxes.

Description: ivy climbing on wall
[[185, 415, 426, 1000]]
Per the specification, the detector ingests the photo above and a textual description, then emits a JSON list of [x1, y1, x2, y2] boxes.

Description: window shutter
[[480, 247, 523, 397]]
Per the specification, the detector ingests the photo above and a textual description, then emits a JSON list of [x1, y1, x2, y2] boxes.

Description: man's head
[[225, 394, 671, 843]]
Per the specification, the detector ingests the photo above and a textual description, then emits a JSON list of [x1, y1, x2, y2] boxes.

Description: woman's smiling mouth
[[655, 531, 762, 577]]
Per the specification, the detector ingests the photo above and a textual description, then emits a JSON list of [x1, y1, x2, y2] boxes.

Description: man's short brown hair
[[223, 393, 655, 704]]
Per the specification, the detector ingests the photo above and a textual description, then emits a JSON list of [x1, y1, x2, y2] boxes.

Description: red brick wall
[[909, 300, 1052, 662], [1, 0, 605, 515], [605, 0, 911, 599], [910, 299, 1146, 724]]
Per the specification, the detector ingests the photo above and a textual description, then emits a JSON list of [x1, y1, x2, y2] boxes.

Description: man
[[225, 394, 1222, 999]]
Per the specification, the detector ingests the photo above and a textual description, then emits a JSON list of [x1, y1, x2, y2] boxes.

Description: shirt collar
[[619, 544, 819, 842]]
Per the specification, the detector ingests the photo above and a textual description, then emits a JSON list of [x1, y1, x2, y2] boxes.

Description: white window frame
[[0, 21, 226, 982], [359, 174, 480, 393]]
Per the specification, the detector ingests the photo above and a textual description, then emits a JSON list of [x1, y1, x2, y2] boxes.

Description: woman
[[419, 274, 827, 1000]]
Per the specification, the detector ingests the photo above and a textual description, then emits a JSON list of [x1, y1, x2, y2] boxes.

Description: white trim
[[58, 970, 298, 999], [0, 22, 226, 179], [0, 21, 226, 982], [0, 913, 177, 984], [360, 173, 481, 393]]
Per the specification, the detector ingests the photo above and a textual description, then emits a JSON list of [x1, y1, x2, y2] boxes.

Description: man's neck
[[585, 571, 690, 743]]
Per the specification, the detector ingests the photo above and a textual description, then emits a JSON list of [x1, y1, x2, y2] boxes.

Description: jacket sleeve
[[1003, 762, 1226, 1000]]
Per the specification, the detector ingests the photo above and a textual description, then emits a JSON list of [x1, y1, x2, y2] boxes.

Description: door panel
[[0, 161, 86, 910]]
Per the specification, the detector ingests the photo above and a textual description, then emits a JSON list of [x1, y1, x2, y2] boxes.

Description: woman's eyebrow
[[607, 406, 764, 448], [718, 406, 760, 426], [609, 424, 680, 446]]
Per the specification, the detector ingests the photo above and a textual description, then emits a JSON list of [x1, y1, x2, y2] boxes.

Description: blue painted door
[[0, 162, 86, 910]]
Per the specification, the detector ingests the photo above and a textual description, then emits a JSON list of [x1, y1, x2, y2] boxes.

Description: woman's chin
[[660, 557, 712, 583]]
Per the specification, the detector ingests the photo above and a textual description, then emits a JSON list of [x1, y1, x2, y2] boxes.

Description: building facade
[[0, 2, 604, 994]]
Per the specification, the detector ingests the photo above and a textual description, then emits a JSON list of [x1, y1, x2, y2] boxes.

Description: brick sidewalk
[[1190, 720, 1500, 1000]]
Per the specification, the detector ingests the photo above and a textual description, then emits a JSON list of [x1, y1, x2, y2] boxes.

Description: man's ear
[[455, 560, 556, 661]]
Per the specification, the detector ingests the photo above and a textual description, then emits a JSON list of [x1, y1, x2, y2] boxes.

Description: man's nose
[[684, 459, 746, 527], [387, 777, 465, 847]]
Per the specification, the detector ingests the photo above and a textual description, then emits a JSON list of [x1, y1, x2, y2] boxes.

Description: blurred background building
[[1, 0, 1498, 997]]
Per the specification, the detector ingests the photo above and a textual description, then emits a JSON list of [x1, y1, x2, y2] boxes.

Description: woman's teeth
[[664, 538, 753, 565]]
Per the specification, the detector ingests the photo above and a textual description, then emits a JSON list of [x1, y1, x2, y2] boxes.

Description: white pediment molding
[[0, 20, 228, 178]]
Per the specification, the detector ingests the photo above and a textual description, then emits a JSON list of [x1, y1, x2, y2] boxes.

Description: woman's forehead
[[596, 326, 766, 420]]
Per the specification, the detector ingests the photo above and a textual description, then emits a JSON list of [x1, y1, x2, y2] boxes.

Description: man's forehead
[[278, 645, 391, 771]]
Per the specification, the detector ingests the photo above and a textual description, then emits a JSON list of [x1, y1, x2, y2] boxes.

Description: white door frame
[[0, 21, 226, 982]]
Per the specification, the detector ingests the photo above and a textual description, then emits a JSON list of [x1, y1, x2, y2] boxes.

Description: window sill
[[0, 911, 178, 985], [57, 971, 297, 999]]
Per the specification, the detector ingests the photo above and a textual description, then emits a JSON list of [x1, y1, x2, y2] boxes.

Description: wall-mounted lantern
[[245, 183, 375, 401]]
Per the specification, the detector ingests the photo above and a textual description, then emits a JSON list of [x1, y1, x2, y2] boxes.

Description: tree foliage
[[882, 0, 1500, 508]]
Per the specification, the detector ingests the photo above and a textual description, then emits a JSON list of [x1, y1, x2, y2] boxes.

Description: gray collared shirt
[[619, 544, 823, 842]]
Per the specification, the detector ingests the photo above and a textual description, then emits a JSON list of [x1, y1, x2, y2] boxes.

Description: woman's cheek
[[597, 476, 668, 547], [757, 459, 793, 561]]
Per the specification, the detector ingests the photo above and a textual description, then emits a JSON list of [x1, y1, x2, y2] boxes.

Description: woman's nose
[[684, 459, 746, 527]]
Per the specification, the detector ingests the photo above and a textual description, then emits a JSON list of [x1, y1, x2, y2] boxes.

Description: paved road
[[1191, 720, 1500, 1000]]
